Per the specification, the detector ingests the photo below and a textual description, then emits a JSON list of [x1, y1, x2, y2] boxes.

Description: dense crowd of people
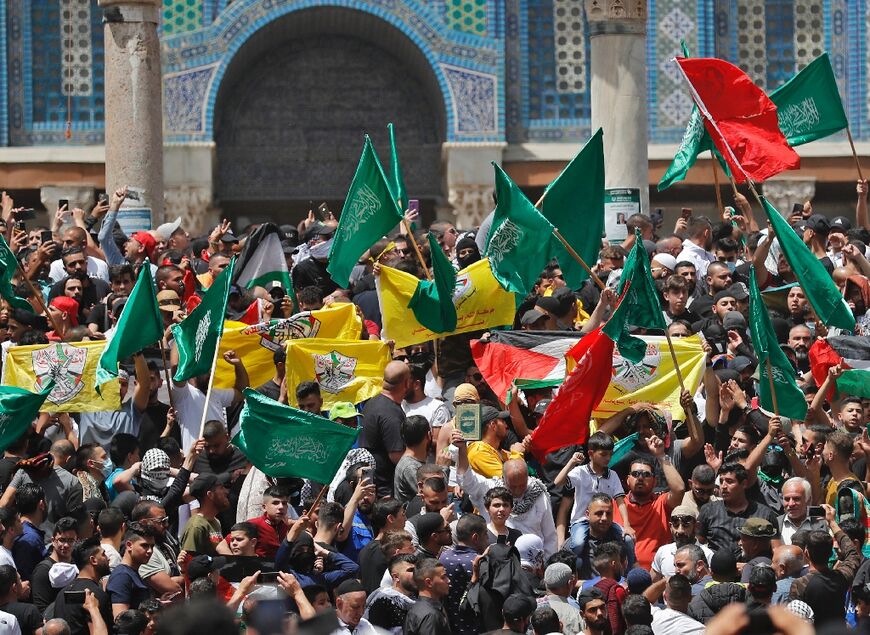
[[0, 180, 870, 635]]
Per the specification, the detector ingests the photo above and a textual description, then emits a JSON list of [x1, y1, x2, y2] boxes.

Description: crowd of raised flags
[[0, 51, 870, 635]]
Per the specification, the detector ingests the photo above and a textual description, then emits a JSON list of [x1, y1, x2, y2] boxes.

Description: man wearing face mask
[[75, 444, 113, 504], [455, 235, 481, 269]]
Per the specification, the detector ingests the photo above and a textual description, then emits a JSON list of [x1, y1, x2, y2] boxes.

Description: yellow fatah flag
[[377, 257, 515, 349], [284, 338, 390, 409], [570, 335, 705, 420], [2, 341, 121, 412], [213, 303, 363, 390]]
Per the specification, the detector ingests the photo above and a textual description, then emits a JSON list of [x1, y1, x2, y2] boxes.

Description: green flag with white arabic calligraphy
[[748, 266, 807, 421], [232, 389, 359, 481], [172, 258, 235, 382], [327, 136, 403, 288], [0, 235, 34, 313], [486, 163, 557, 295]]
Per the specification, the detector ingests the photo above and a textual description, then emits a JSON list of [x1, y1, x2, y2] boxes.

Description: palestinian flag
[[809, 336, 870, 399], [233, 223, 292, 292], [471, 331, 581, 403]]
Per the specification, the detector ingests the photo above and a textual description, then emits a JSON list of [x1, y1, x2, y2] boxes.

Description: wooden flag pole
[[711, 151, 725, 218], [551, 229, 607, 291], [663, 330, 686, 391], [764, 358, 780, 416], [533, 189, 607, 291], [157, 338, 177, 412], [197, 339, 224, 438], [401, 219, 431, 281], [846, 128, 865, 181]]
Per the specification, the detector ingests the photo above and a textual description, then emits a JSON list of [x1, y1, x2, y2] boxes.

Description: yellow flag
[[588, 335, 706, 420], [377, 257, 515, 349], [284, 338, 390, 409], [213, 303, 363, 390], [2, 341, 121, 412]]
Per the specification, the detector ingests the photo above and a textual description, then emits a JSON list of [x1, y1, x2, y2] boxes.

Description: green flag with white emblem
[[172, 258, 235, 382], [486, 163, 557, 295], [0, 235, 34, 313], [327, 136, 403, 288]]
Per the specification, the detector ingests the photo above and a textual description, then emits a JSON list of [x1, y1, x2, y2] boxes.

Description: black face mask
[[457, 250, 481, 270]]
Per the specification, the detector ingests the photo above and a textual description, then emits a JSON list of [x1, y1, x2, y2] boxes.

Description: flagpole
[[14, 261, 64, 335], [157, 339, 177, 412], [711, 151, 725, 218], [533, 192, 607, 291], [764, 358, 780, 416], [846, 128, 865, 181], [401, 219, 431, 280], [197, 338, 223, 438], [663, 330, 686, 391]]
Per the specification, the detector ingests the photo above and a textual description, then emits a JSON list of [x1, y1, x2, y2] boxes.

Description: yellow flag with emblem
[[376, 257, 515, 349], [213, 303, 363, 390], [566, 335, 706, 420], [2, 341, 121, 412], [284, 338, 390, 409]]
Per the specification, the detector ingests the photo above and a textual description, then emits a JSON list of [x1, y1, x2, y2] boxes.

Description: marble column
[[584, 0, 649, 214], [98, 0, 164, 222], [442, 142, 506, 229], [761, 177, 817, 216]]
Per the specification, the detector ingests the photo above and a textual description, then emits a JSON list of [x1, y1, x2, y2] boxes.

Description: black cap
[[188, 555, 226, 580], [713, 289, 737, 304], [189, 473, 230, 500], [727, 282, 749, 301], [502, 593, 536, 621], [805, 213, 830, 235], [220, 231, 239, 243], [334, 579, 366, 597], [830, 216, 852, 233], [535, 296, 561, 314], [576, 588, 605, 610], [710, 549, 738, 576], [480, 405, 510, 424]]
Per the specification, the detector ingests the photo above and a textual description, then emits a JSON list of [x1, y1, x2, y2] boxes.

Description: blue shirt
[[12, 521, 47, 580], [339, 511, 373, 562]]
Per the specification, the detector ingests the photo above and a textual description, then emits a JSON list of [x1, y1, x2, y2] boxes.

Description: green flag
[[0, 382, 53, 453], [771, 53, 848, 146], [486, 163, 557, 295], [408, 233, 458, 333], [232, 388, 359, 481], [602, 229, 667, 363], [541, 128, 605, 288], [328, 136, 403, 288], [0, 235, 34, 313], [760, 197, 855, 332], [387, 123, 408, 212], [172, 258, 235, 382], [748, 266, 807, 421], [96, 262, 163, 392]]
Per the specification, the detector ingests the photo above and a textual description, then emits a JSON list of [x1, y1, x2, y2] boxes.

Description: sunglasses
[[670, 516, 695, 527], [630, 470, 654, 479], [692, 487, 715, 496], [394, 355, 409, 362]]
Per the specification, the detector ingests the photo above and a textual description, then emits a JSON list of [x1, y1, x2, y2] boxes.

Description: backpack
[[461, 542, 534, 632]]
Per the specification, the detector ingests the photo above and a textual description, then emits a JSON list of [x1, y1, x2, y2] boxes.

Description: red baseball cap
[[50, 296, 79, 326], [131, 231, 157, 260]]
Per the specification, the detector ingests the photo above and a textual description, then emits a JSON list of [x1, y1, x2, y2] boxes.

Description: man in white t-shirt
[[170, 347, 248, 452], [651, 505, 713, 581], [651, 575, 705, 635], [48, 226, 110, 283], [0, 609, 20, 635], [402, 364, 450, 434]]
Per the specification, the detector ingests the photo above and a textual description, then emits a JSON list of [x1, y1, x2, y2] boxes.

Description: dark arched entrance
[[214, 8, 446, 223]]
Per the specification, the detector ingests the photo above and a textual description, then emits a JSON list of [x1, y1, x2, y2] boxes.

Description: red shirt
[[245, 514, 289, 559], [623, 493, 673, 571]]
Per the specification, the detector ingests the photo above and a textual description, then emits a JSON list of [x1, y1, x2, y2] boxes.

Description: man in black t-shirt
[[254, 349, 285, 402], [359, 362, 411, 498], [53, 536, 113, 635], [0, 565, 42, 635]]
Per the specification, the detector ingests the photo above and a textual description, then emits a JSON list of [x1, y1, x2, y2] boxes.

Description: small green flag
[[232, 388, 360, 481], [541, 128, 605, 288], [0, 235, 34, 313], [96, 262, 163, 393], [771, 53, 848, 146], [387, 123, 408, 213], [486, 163, 557, 295], [760, 197, 855, 332], [748, 266, 807, 421], [172, 258, 235, 382], [408, 233, 458, 333], [0, 382, 53, 453], [602, 229, 667, 363], [328, 136, 403, 288]]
